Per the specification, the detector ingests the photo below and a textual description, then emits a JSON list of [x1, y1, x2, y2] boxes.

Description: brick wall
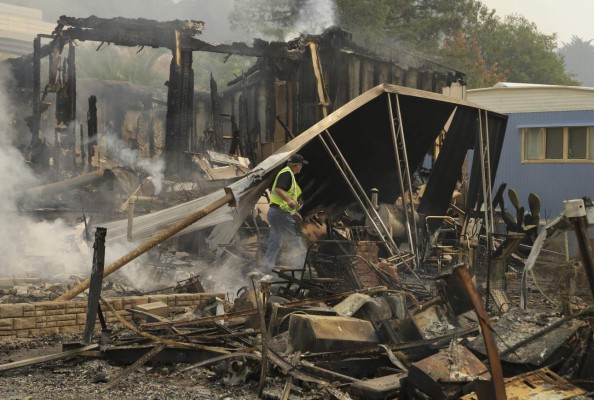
[[0, 293, 221, 340]]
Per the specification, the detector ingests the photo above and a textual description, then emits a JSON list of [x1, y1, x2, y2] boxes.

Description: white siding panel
[[468, 87, 594, 114]]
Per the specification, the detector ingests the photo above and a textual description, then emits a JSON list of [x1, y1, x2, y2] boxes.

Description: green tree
[[333, 0, 392, 47], [471, 15, 578, 85], [441, 31, 508, 88], [558, 36, 594, 86], [76, 45, 169, 88], [229, 0, 578, 87]]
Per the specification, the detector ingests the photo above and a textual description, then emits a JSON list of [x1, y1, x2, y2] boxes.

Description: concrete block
[[16, 330, 31, 338], [148, 295, 168, 303], [288, 314, 380, 353], [65, 307, 85, 314], [0, 304, 25, 318], [46, 314, 75, 322], [72, 300, 88, 309], [35, 302, 64, 311], [45, 309, 66, 316], [108, 299, 123, 310], [56, 320, 76, 327], [76, 313, 87, 325], [14, 318, 36, 330], [130, 296, 148, 306], [132, 301, 170, 320], [0, 319, 14, 330]]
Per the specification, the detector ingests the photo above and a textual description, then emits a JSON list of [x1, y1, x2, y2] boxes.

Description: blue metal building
[[468, 83, 594, 219]]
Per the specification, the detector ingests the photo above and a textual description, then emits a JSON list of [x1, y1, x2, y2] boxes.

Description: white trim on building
[[467, 82, 594, 114]]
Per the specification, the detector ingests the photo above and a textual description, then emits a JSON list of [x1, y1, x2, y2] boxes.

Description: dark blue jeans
[[263, 206, 305, 273]]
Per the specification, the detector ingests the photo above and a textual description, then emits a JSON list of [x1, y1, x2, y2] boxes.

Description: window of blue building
[[523, 126, 594, 162]]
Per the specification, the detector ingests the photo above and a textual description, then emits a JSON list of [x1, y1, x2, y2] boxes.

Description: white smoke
[[0, 67, 89, 279], [285, 0, 337, 40], [101, 134, 165, 194]]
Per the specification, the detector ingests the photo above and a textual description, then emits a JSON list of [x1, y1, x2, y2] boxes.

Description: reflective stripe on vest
[[269, 166, 302, 214]]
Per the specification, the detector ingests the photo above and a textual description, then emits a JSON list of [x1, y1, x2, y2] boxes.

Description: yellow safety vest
[[269, 166, 302, 214]]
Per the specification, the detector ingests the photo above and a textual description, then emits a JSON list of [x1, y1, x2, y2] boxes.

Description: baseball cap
[[288, 153, 308, 165]]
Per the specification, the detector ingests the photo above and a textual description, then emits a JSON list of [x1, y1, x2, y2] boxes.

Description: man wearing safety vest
[[263, 153, 308, 273]]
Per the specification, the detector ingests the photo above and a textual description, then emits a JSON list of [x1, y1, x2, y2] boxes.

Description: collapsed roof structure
[[5, 10, 594, 400]]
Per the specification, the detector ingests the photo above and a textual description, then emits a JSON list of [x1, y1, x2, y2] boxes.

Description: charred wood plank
[[101, 344, 166, 391], [57, 16, 203, 50], [183, 37, 302, 60], [0, 344, 98, 372], [83, 227, 107, 344]]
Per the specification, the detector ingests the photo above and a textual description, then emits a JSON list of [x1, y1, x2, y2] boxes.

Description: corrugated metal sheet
[[467, 85, 594, 114], [492, 111, 594, 218]]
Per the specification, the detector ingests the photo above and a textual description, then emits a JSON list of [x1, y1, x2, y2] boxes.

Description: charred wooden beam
[[57, 15, 203, 50], [165, 49, 194, 177], [29, 36, 42, 166], [182, 37, 302, 60], [83, 227, 107, 344], [87, 95, 97, 169]]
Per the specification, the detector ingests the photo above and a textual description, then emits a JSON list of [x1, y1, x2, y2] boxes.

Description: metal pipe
[[317, 132, 428, 289], [55, 192, 234, 301], [127, 198, 136, 242], [387, 94, 416, 267], [23, 169, 108, 199], [395, 94, 421, 265], [317, 132, 400, 256], [477, 111, 493, 309]]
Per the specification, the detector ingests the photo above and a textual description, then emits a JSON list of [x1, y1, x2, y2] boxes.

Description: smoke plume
[[285, 0, 337, 40], [0, 67, 90, 279]]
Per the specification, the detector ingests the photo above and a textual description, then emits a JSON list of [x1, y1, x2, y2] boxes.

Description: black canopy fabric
[[278, 84, 508, 218], [209, 84, 507, 250], [103, 84, 507, 248]]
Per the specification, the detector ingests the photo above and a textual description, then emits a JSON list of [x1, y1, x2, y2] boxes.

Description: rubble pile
[[1, 254, 594, 399]]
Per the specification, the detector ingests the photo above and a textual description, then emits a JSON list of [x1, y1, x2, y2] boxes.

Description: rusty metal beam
[[452, 265, 506, 400]]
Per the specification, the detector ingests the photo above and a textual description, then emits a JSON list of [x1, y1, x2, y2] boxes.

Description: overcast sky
[[8, 0, 594, 47], [481, 0, 594, 46]]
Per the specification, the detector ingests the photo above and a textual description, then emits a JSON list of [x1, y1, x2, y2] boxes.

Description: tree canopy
[[230, 0, 578, 88], [558, 36, 594, 86]]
